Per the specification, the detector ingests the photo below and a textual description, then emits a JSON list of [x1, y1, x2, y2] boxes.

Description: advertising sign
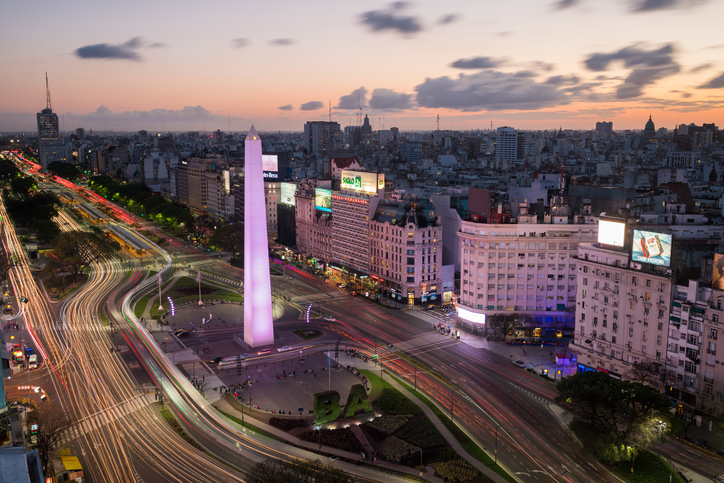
[[457, 307, 486, 324], [631, 230, 672, 267], [280, 182, 296, 206], [315, 188, 332, 212], [598, 219, 625, 247], [340, 169, 382, 195], [262, 154, 278, 180], [714, 254, 724, 290]]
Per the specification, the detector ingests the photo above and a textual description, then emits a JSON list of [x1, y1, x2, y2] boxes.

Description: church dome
[[644, 115, 655, 133]]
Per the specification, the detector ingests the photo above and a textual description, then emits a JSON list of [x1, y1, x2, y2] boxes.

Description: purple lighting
[[243, 126, 275, 347]]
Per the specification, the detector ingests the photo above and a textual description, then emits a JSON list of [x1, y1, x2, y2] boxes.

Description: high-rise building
[[243, 126, 274, 347], [494, 127, 521, 162], [595, 121, 613, 135], [304, 121, 341, 158], [36, 74, 66, 170]]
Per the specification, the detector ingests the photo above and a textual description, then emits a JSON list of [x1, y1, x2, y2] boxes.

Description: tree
[[556, 371, 671, 462], [247, 459, 354, 483], [31, 219, 61, 244], [34, 403, 77, 476], [487, 313, 535, 337], [626, 358, 664, 389], [51, 231, 116, 281], [46, 161, 82, 181], [209, 222, 244, 265]]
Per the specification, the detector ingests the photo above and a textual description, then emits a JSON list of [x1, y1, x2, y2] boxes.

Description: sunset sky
[[2, 0, 724, 133]]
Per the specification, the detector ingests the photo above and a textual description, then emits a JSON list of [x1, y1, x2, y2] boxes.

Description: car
[[277, 345, 292, 352], [257, 348, 272, 355], [511, 360, 527, 369], [174, 329, 191, 339], [425, 304, 435, 310], [323, 316, 337, 322]]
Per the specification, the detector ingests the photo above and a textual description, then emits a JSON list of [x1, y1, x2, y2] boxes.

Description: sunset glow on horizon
[[3, 0, 724, 133]]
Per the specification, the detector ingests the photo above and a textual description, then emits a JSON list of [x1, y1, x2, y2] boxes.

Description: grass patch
[[294, 329, 324, 341], [373, 388, 423, 415], [215, 408, 282, 441], [160, 408, 203, 451], [610, 450, 686, 483], [360, 370, 393, 401]]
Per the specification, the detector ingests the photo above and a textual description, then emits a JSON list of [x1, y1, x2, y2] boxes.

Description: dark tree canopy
[[246, 459, 354, 483], [47, 161, 82, 181], [556, 371, 671, 461], [31, 219, 61, 244], [34, 403, 77, 476], [5, 190, 60, 227], [209, 222, 244, 263]]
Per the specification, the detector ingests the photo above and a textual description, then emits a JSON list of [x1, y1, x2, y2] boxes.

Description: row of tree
[[87, 176, 193, 236]]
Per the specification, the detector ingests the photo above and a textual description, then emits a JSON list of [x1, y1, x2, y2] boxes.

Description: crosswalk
[[62, 393, 155, 444]]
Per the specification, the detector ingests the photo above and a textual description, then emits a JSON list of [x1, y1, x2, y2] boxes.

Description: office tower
[[36, 73, 67, 170], [304, 121, 341, 158], [595, 121, 613, 135], [243, 126, 275, 347], [495, 127, 520, 162]]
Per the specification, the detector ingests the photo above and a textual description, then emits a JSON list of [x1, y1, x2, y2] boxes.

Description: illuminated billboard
[[262, 154, 278, 180], [315, 188, 332, 212], [340, 169, 383, 195], [632, 230, 672, 267], [457, 307, 486, 325], [280, 182, 296, 206], [713, 254, 724, 290], [598, 219, 625, 247]]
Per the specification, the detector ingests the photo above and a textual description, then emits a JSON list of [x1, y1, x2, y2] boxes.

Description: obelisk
[[243, 126, 274, 347]]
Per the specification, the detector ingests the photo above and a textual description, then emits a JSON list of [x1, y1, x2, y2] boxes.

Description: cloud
[[414, 70, 570, 111], [682, 92, 692, 98], [369, 89, 413, 110], [689, 63, 711, 74], [337, 87, 368, 110], [148, 42, 167, 48], [495, 31, 513, 37], [269, 38, 295, 46], [300, 101, 324, 111], [554, 0, 581, 9], [278, 105, 293, 111], [438, 14, 458, 25], [698, 72, 724, 89], [545, 75, 580, 86], [358, 2, 423, 36], [450, 56, 504, 69], [75, 37, 145, 61], [583, 43, 680, 98], [630, 0, 709, 12], [232, 38, 250, 48]]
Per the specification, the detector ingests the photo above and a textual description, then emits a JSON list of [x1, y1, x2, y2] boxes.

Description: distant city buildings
[[36, 76, 67, 170]]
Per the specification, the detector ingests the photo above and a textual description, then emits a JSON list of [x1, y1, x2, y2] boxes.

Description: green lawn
[[611, 450, 687, 483], [360, 369, 393, 401]]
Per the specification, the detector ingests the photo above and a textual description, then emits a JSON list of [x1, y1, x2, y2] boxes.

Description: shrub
[[429, 459, 478, 482], [396, 416, 446, 450], [366, 415, 412, 435], [373, 389, 422, 415], [296, 427, 364, 453], [269, 417, 307, 432], [377, 436, 420, 462]]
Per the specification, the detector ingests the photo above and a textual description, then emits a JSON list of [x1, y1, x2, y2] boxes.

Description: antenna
[[45, 72, 52, 111], [436, 114, 440, 132], [329, 100, 332, 122], [490, 121, 493, 131]]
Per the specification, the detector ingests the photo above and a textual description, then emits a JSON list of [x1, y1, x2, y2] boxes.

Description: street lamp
[[494, 423, 502, 464]]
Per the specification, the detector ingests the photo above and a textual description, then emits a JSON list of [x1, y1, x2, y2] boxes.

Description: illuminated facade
[[243, 126, 275, 347]]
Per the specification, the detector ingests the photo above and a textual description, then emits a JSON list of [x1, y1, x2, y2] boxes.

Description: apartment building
[[370, 198, 442, 304], [570, 243, 673, 380]]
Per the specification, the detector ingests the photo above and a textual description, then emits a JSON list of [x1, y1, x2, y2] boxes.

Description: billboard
[[340, 169, 382, 195], [262, 154, 278, 180], [457, 307, 486, 324], [632, 230, 672, 267], [315, 188, 332, 212], [714, 254, 724, 290], [280, 182, 296, 206], [598, 219, 625, 247]]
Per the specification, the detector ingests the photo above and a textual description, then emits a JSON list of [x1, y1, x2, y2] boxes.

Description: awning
[[670, 316, 681, 323], [61, 456, 83, 471]]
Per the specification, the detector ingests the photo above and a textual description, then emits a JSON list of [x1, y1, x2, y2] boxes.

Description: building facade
[[304, 121, 341, 158]]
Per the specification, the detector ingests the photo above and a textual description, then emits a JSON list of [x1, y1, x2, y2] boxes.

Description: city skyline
[[2, 0, 724, 132]]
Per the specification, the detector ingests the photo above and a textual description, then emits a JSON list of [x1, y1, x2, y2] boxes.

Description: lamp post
[[495, 423, 501, 464]]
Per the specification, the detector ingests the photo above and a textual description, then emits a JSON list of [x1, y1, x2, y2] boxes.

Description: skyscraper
[[36, 73, 67, 170], [243, 126, 275, 347], [494, 126, 521, 162], [304, 121, 341, 158]]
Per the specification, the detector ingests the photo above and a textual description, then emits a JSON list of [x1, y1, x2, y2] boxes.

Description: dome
[[644, 115, 655, 133]]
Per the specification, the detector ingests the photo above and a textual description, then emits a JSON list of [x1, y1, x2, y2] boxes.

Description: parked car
[[277, 345, 292, 352], [425, 304, 435, 310], [174, 329, 191, 339], [511, 360, 527, 369]]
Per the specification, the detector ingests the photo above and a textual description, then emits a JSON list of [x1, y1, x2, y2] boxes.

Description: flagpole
[[197, 271, 202, 306]]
